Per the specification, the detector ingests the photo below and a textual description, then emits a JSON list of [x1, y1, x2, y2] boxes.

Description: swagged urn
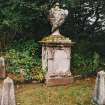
[[40, 3, 74, 86]]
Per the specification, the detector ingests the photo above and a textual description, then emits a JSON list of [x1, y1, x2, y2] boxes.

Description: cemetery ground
[[0, 77, 95, 105]]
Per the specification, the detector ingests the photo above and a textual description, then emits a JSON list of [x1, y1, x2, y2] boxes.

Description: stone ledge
[[45, 76, 74, 86], [39, 35, 74, 44]]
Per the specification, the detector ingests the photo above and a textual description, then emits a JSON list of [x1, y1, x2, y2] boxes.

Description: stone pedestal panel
[[41, 42, 74, 86], [40, 2, 74, 86], [45, 76, 74, 86]]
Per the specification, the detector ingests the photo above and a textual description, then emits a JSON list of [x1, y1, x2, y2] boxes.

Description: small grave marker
[[93, 71, 105, 105], [1, 77, 16, 105], [0, 57, 5, 78]]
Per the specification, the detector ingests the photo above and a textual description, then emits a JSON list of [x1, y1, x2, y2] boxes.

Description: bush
[[5, 40, 45, 82], [71, 52, 100, 76], [31, 66, 46, 82]]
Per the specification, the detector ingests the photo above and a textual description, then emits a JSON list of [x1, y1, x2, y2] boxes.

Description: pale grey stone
[[1, 77, 16, 105], [49, 2, 68, 35], [44, 46, 72, 80], [0, 88, 2, 104], [93, 71, 105, 105], [41, 3, 74, 86]]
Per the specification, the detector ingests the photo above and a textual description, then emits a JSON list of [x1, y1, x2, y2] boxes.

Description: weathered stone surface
[[40, 35, 72, 44], [49, 3, 68, 35], [93, 71, 105, 105], [1, 77, 16, 105], [45, 76, 74, 86], [0, 88, 2, 104], [40, 3, 74, 86], [0, 57, 5, 78]]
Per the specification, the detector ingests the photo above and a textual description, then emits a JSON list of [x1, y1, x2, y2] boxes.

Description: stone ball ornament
[[48, 3, 69, 35]]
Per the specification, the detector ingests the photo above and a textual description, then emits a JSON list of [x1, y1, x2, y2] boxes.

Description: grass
[[15, 77, 96, 105]]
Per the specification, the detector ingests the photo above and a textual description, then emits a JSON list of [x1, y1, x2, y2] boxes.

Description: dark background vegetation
[[0, 0, 105, 81]]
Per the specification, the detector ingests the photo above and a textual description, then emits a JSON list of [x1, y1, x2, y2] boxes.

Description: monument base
[[45, 76, 74, 86]]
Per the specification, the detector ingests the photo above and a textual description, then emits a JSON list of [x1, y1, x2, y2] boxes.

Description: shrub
[[31, 66, 46, 82], [71, 52, 100, 76], [5, 40, 45, 82]]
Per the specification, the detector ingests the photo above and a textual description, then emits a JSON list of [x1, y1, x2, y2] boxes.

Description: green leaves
[[72, 52, 100, 76], [5, 40, 43, 81]]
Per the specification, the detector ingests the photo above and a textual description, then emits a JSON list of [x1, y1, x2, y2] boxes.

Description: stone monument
[[1, 77, 16, 105], [0, 56, 6, 78], [0, 85, 2, 103], [40, 3, 74, 86], [93, 71, 105, 105]]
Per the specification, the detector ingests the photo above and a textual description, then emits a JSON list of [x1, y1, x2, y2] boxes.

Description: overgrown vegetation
[[72, 52, 100, 76], [4, 39, 101, 82], [5, 40, 45, 82]]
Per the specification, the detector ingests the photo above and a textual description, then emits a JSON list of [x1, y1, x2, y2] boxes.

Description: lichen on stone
[[40, 35, 72, 43]]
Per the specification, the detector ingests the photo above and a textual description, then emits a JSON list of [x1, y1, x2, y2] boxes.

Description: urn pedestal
[[40, 35, 74, 86]]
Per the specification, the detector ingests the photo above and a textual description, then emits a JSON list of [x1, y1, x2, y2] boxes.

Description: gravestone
[[93, 71, 105, 105], [0, 85, 2, 103], [1, 77, 16, 105], [40, 3, 74, 86], [0, 57, 5, 78]]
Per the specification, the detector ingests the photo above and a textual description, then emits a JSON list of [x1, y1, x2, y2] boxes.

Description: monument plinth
[[40, 3, 74, 86]]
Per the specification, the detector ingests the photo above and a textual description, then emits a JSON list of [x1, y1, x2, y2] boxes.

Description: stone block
[[45, 76, 74, 86]]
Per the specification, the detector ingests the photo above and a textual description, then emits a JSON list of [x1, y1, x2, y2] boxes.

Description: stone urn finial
[[49, 2, 68, 35]]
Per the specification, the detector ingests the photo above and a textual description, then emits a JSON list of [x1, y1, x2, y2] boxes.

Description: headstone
[[93, 71, 105, 105], [0, 57, 5, 78], [1, 77, 16, 105], [0, 87, 2, 103], [40, 3, 74, 86]]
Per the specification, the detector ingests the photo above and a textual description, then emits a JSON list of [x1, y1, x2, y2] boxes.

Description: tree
[[0, 0, 105, 52]]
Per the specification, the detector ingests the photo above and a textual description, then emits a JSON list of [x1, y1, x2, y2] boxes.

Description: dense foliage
[[0, 0, 105, 43], [5, 40, 45, 82], [72, 52, 100, 76]]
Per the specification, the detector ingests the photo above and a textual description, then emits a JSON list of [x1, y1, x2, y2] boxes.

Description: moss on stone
[[40, 35, 72, 43]]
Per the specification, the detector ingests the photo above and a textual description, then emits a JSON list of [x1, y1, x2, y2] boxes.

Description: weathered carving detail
[[40, 2, 74, 86], [49, 3, 68, 35]]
